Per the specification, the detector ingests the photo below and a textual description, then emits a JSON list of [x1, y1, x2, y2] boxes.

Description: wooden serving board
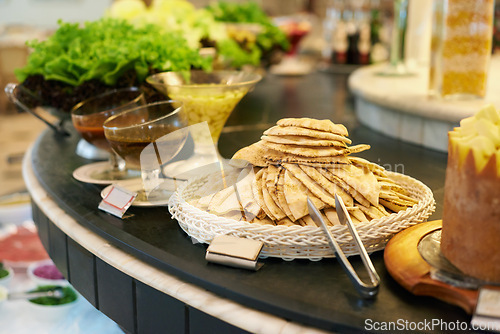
[[384, 220, 479, 314]]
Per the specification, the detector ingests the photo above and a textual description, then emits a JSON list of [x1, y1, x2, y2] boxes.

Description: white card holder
[[206, 235, 264, 271], [98, 184, 137, 218], [471, 287, 500, 332]]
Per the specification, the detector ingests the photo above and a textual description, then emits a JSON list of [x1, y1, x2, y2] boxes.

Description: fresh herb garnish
[[29, 285, 77, 306]]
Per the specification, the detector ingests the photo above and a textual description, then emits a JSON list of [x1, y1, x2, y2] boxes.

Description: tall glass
[[377, 0, 411, 76], [103, 100, 189, 201], [71, 87, 145, 182], [146, 70, 261, 176], [428, 0, 494, 99]]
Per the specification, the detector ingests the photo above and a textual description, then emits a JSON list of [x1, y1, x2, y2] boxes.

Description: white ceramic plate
[[73, 162, 140, 185]]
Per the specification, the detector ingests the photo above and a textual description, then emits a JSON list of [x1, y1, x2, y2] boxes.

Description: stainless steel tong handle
[[307, 195, 380, 298], [8, 288, 64, 300], [4, 83, 69, 136]]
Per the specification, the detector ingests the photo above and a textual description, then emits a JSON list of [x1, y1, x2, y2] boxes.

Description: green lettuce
[[15, 18, 212, 86], [206, 1, 290, 52]]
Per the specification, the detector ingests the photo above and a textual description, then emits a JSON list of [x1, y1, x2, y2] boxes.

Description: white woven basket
[[168, 171, 435, 261]]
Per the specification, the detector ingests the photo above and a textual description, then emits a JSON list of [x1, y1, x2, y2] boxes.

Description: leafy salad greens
[[206, 1, 290, 55], [15, 18, 212, 87]]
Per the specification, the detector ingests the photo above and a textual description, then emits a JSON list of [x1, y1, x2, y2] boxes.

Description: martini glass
[[146, 70, 261, 177], [71, 87, 146, 183], [103, 100, 189, 202]]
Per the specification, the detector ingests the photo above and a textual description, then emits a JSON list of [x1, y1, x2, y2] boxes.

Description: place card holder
[[205, 235, 264, 271], [98, 185, 137, 218], [471, 286, 500, 331]]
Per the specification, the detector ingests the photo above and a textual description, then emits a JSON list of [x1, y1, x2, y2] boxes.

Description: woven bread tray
[[168, 171, 435, 261]]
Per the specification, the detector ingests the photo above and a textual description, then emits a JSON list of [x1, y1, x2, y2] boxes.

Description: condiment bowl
[[26, 285, 79, 322], [27, 260, 68, 287]]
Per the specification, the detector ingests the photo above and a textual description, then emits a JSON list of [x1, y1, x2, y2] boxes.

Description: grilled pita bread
[[261, 141, 370, 158], [277, 118, 349, 136], [275, 167, 295, 220], [283, 168, 325, 221], [192, 117, 419, 225], [326, 164, 380, 207], [208, 185, 242, 215], [317, 168, 370, 207], [232, 142, 268, 167], [261, 167, 287, 220], [264, 125, 352, 143], [253, 168, 274, 219], [298, 164, 354, 207], [262, 135, 347, 148], [283, 163, 338, 208]]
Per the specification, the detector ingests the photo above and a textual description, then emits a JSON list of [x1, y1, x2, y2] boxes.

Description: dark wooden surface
[[30, 71, 469, 333]]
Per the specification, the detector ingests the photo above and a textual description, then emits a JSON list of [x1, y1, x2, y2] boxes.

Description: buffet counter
[[23, 72, 470, 333]]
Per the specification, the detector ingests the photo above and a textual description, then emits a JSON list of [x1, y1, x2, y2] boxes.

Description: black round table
[[25, 71, 470, 334]]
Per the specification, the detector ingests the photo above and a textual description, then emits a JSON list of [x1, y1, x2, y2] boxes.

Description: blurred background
[[0, 0, 401, 113]]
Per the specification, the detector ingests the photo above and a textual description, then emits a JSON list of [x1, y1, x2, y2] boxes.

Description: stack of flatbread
[[189, 118, 418, 227]]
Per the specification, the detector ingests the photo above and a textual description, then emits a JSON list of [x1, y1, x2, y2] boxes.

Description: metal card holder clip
[[471, 286, 500, 332], [307, 195, 380, 298]]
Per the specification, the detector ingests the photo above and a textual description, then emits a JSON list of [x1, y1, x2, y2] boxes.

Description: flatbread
[[326, 164, 380, 207], [253, 168, 274, 219], [323, 208, 341, 226], [208, 185, 242, 215], [232, 142, 268, 167], [283, 169, 325, 221], [275, 167, 294, 220], [261, 141, 370, 157], [234, 167, 261, 219], [276, 217, 297, 226], [220, 210, 246, 221], [264, 149, 351, 165], [261, 135, 348, 148], [251, 216, 275, 225], [298, 164, 354, 207], [265, 164, 281, 207], [261, 168, 287, 220], [317, 167, 370, 207], [234, 141, 351, 166], [276, 118, 349, 136], [349, 156, 387, 176], [264, 125, 351, 143], [298, 215, 317, 227], [347, 206, 369, 223], [358, 204, 388, 220], [283, 163, 338, 208], [380, 197, 416, 212]]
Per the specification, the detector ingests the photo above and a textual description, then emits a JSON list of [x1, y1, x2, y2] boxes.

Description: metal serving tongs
[[8, 287, 64, 300], [307, 194, 380, 298], [4, 83, 70, 136]]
